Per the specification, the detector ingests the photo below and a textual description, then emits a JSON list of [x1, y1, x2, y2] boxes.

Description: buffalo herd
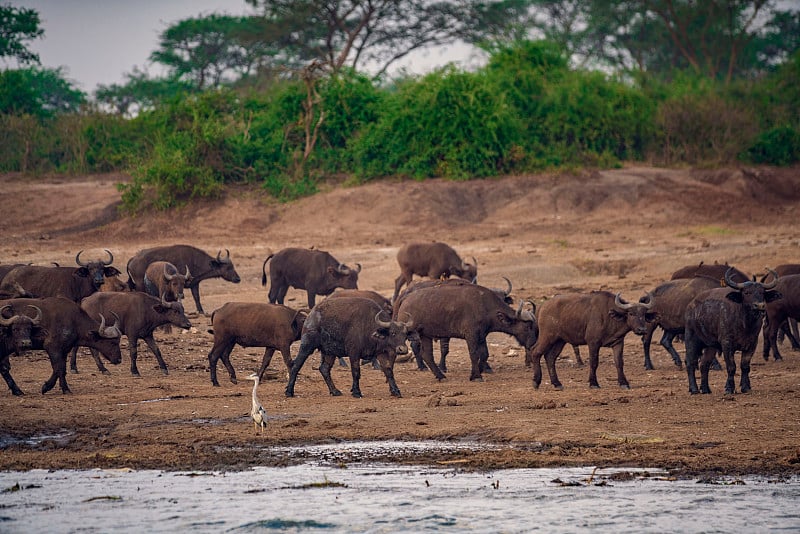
[[1, 241, 798, 400]]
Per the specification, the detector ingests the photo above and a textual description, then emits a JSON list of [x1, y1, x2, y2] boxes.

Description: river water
[[1, 441, 799, 533]]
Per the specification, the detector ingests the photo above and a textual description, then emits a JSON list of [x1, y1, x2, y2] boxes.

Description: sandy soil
[[1, 166, 799, 477]]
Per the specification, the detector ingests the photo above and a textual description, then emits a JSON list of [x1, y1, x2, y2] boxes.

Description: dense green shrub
[[745, 126, 800, 165]]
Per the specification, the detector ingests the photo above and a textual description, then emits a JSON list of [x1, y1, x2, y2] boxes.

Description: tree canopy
[[0, 4, 43, 65]]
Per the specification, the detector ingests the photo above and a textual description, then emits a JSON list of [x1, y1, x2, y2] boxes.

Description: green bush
[[745, 126, 800, 165]]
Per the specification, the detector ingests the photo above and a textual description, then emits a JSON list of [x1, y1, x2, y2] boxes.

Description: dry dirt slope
[[0, 165, 799, 475]]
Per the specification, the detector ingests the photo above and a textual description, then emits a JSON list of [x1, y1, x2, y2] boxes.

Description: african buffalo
[[392, 242, 477, 302], [670, 261, 750, 283], [640, 276, 722, 370], [285, 297, 413, 398], [71, 292, 192, 377], [529, 291, 655, 390], [207, 302, 308, 386], [126, 244, 241, 314], [394, 280, 537, 382], [1, 297, 122, 394], [0, 250, 119, 302], [143, 261, 191, 302], [0, 304, 42, 396], [762, 273, 800, 362], [684, 268, 781, 395], [262, 247, 361, 308], [762, 264, 800, 351]]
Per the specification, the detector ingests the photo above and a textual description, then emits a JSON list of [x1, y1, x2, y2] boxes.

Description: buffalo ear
[[725, 291, 743, 303], [372, 329, 388, 339], [645, 312, 659, 323], [210, 259, 222, 269], [153, 304, 167, 314], [75, 267, 91, 278], [104, 266, 121, 277], [765, 290, 783, 303]]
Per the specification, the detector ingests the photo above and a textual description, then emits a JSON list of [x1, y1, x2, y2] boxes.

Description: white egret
[[245, 373, 267, 433]]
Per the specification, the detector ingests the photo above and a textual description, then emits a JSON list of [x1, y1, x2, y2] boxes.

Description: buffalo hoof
[[390, 391, 402, 398], [590, 384, 600, 389], [724, 389, 735, 395], [470, 376, 484, 382], [11, 388, 23, 396], [619, 384, 631, 390], [69, 368, 78, 374], [284, 390, 295, 398], [101, 369, 111, 376], [161, 369, 169, 376], [331, 390, 342, 396], [710, 360, 722, 371], [553, 384, 564, 391], [644, 363, 654, 371], [741, 386, 751, 393], [701, 387, 711, 394], [351, 392, 362, 398], [774, 355, 783, 361], [689, 389, 699, 395]]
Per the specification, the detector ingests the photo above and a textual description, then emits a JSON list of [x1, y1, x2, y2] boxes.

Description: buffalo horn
[[336, 263, 350, 274], [184, 265, 192, 281], [216, 249, 232, 264], [374, 311, 393, 328], [355, 263, 362, 273], [27, 305, 42, 325], [614, 293, 634, 310], [0, 305, 15, 326], [97, 313, 122, 338], [102, 249, 114, 266], [399, 311, 415, 330], [502, 276, 512, 297], [640, 291, 655, 310], [163, 263, 175, 281], [75, 250, 88, 267], [724, 267, 747, 290], [761, 268, 779, 289]]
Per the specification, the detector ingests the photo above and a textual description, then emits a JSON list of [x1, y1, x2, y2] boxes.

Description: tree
[[0, 4, 43, 65], [150, 14, 268, 90], [245, 0, 501, 78], [0, 67, 85, 117], [95, 68, 195, 116]]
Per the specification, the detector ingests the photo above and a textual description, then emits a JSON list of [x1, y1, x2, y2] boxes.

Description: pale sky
[[12, 0, 478, 94]]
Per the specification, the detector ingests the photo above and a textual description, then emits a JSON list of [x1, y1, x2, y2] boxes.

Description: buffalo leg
[[257, 347, 277, 380], [698, 347, 717, 394], [740, 349, 755, 393], [763, 315, 783, 362], [418, 336, 446, 380], [208, 341, 237, 387], [684, 333, 703, 395], [86, 348, 110, 375], [438, 338, 450, 372], [530, 340, 554, 389], [318, 354, 342, 396], [611, 341, 630, 389], [392, 273, 410, 303], [0, 355, 23, 396], [187, 285, 204, 315], [412, 336, 427, 371], [642, 323, 657, 370], [543, 341, 566, 390], [285, 333, 318, 397], [587, 343, 603, 389], [466, 337, 489, 382], [572, 345, 584, 366], [208, 339, 236, 386], [42, 350, 69, 394], [376, 352, 402, 397], [348, 356, 362, 398], [659, 331, 684, 369], [142, 335, 169, 375], [788, 318, 800, 350]]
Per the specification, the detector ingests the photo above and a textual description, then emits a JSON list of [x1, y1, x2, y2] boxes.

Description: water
[[1, 442, 799, 533]]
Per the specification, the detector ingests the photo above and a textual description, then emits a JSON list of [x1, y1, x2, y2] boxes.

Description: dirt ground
[[1, 166, 799, 477]]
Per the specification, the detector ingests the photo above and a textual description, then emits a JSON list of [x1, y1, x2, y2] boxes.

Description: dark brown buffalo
[[207, 302, 308, 386], [1, 297, 122, 394], [394, 281, 537, 382], [0, 250, 119, 302], [395, 277, 515, 372], [670, 261, 750, 283], [262, 247, 361, 308], [762, 273, 800, 361], [640, 276, 722, 370], [530, 291, 655, 390], [0, 304, 42, 396], [71, 292, 192, 377], [0, 263, 26, 283], [762, 264, 800, 350], [142, 261, 191, 302], [684, 268, 781, 395], [326, 289, 392, 367], [284, 297, 413, 398], [392, 242, 478, 302], [126, 245, 241, 314]]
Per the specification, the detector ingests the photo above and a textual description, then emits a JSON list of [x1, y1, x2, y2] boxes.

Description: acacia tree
[[0, 4, 43, 65], [150, 14, 271, 89]]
